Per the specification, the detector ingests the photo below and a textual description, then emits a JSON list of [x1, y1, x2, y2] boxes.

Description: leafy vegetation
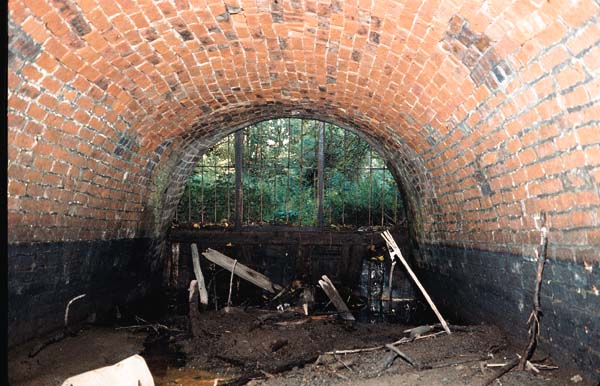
[[176, 119, 404, 227]]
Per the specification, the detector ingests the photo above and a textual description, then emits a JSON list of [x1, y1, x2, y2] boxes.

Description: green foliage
[[176, 119, 404, 227]]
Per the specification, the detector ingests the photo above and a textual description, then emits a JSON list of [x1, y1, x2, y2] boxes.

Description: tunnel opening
[[163, 118, 430, 322]]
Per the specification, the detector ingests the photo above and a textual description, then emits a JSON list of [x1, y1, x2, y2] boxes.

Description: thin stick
[[225, 259, 238, 312], [324, 331, 444, 355], [325, 346, 385, 355], [385, 343, 418, 369], [387, 258, 397, 314], [382, 230, 451, 334], [519, 210, 548, 370], [65, 294, 86, 328], [478, 357, 519, 386]]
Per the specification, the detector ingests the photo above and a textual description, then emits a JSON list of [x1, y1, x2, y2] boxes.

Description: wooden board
[[191, 244, 209, 305], [318, 275, 355, 321], [202, 248, 283, 293]]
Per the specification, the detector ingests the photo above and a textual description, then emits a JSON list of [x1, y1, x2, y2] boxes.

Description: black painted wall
[[7, 238, 155, 347], [416, 245, 600, 379]]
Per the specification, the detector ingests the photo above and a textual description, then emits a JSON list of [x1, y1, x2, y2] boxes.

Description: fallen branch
[[384, 343, 419, 369], [478, 357, 519, 386], [382, 230, 451, 334], [324, 331, 444, 356], [425, 355, 489, 369], [220, 354, 319, 386], [519, 210, 548, 370]]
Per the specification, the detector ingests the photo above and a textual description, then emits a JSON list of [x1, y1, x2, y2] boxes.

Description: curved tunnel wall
[[7, 0, 600, 375]]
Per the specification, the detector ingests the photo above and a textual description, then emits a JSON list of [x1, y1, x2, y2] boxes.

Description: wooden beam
[[381, 230, 451, 334], [318, 275, 355, 321], [202, 248, 283, 293], [191, 243, 209, 305]]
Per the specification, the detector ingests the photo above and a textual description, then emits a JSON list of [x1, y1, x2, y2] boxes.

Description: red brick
[[556, 61, 588, 90], [576, 125, 600, 146]]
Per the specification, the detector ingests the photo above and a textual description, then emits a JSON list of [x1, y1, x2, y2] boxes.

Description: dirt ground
[[8, 308, 597, 386], [8, 326, 146, 386], [180, 307, 594, 386]]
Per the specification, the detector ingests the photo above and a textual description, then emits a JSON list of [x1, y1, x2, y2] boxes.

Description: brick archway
[[7, 0, 600, 366]]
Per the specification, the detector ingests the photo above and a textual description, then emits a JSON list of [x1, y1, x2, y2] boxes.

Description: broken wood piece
[[381, 230, 451, 334], [317, 275, 355, 321], [188, 280, 197, 302], [403, 325, 435, 339], [202, 248, 283, 293], [478, 357, 519, 386], [384, 343, 419, 369], [302, 287, 315, 316], [220, 354, 319, 386], [516, 353, 541, 373], [191, 244, 209, 305], [188, 286, 202, 337], [60, 354, 155, 386], [274, 318, 309, 327]]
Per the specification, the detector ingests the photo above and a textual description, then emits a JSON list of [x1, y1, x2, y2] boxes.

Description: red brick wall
[[7, 0, 600, 263]]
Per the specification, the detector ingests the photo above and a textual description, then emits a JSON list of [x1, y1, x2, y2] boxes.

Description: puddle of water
[[153, 367, 233, 386]]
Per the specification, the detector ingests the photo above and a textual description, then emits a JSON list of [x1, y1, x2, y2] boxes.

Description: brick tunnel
[[6, 0, 600, 384]]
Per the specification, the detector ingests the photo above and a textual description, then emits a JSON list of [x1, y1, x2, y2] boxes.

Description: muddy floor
[[8, 308, 596, 386]]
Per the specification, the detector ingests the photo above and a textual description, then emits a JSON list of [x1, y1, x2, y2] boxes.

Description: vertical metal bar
[[328, 126, 332, 225], [317, 121, 325, 227], [200, 162, 204, 224], [368, 147, 373, 226], [286, 118, 291, 223], [259, 122, 264, 222], [273, 121, 278, 222], [381, 168, 385, 227], [342, 129, 346, 225], [394, 186, 398, 224], [214, 151, 218, 224], [234, 130, 244, 228], [227, 136, 232, 222], [298, 121, 304, 225], [188, 184, 191, 224]]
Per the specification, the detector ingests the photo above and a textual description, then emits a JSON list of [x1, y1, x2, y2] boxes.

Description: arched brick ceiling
[[7, 0, 600, 262]]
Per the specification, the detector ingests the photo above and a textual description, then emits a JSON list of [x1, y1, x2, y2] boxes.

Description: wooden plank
[[381, 230, 451, 334], [202, 248, 283, 293], [318, 275, 355, 321], [191, 243, 209, 305]]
